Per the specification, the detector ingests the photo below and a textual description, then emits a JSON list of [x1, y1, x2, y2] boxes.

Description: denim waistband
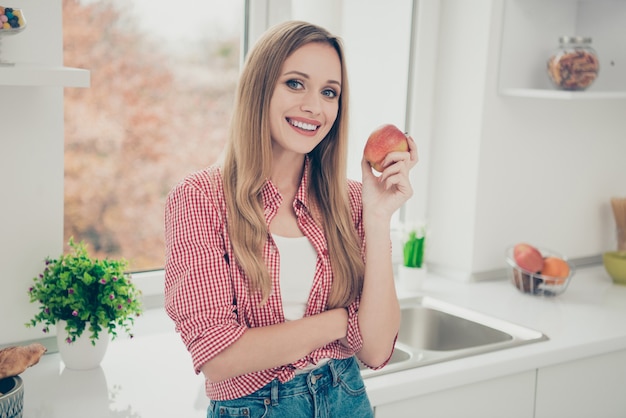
[[294, 357, 331, 374], [247, 356, 357, 405]]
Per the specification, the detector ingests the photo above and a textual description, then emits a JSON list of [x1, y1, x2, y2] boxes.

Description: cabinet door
[[535, 349, 626, 418], [374, 370, 535, 418]]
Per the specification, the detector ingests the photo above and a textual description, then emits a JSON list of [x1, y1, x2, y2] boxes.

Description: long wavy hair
[[223, 21, 364, 308]]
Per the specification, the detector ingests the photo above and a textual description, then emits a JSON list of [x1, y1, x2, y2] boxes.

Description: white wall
[[0, 1, 65, 344], [425, 0, 626, 280]]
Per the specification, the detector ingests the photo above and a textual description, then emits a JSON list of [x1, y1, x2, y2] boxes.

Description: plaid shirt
[[164, 160, 367, 401]]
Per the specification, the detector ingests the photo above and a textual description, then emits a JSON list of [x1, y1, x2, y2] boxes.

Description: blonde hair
[[223, 21, 364, 308]]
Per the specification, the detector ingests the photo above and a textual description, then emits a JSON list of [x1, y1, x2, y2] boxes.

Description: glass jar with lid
[[547, 36, 599, 91]]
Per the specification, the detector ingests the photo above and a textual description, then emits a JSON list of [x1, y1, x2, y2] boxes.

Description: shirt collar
[[261, 156, 312, 211], [294, 156, 311, 209]]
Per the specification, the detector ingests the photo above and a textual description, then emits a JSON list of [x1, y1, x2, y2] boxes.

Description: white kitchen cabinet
[[535, 349, 626, 418], [374, 370, 536, 418], [499, 0, 626, 99]]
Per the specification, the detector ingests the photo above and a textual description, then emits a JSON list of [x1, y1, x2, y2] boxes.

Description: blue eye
[[286, 79, 303, 90], [322, 89, 338, 98]]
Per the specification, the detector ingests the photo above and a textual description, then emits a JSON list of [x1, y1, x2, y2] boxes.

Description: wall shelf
[[498, 0, 626, 99], [0, 64, 90, 87]]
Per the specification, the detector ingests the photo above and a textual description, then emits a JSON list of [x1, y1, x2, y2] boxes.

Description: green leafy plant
[[26, 238, 142, 345], [403, 228, 425, 268]]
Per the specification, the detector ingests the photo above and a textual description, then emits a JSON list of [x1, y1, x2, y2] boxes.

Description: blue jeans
[[207, 356, 374, 417]]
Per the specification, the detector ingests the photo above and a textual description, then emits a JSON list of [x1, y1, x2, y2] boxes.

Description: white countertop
[[18, 265, 626, 417], [367, 264, 626, 406]]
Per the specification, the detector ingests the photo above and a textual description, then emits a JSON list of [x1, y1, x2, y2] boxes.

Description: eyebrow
[[283, 70, 342, 88]]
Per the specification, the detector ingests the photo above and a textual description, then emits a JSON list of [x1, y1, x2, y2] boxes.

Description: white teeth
[[289, 119, 317, 131]]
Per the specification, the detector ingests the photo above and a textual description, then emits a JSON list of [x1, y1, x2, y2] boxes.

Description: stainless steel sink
[[361, 296, 548, 378]]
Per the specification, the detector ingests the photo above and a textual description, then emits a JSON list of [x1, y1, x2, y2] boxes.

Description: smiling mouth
[[287, 118, 319, 132]]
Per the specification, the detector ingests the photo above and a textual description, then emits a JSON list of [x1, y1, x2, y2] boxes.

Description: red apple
[[363, 124, 409, 172], [513, 243, 544, 273]]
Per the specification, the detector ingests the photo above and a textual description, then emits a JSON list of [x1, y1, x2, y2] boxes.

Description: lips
[[287, 117, 320, 133]]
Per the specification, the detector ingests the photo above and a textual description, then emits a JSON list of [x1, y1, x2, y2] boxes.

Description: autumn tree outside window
[[63, 0, 242, 271]]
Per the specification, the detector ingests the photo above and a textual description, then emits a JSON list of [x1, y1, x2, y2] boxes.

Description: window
[[63, 0, 243, 272], [63, 0, 422, 280]]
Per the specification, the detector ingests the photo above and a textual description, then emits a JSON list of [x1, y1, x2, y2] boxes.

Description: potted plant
[[26, 238, 142, 369], [398, 227, 426, 291]]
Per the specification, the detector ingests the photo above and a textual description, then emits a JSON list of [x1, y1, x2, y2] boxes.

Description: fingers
[[406, 135, 419, 167], [362, 135, 418, 187], [378, 167, 414, 197], [378, 152, 411, 178], [377, 135, 418, 173], [373, 154, 412, 194], [375, 135, 417, 195]]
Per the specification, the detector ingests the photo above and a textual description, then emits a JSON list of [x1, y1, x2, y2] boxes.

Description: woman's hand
[[361, 134, 418, 220], [356, 135, 417, 368]]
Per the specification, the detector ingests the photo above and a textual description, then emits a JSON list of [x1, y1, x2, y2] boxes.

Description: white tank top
[[272, 234, 332, 373], [271, 234, 317, 321]]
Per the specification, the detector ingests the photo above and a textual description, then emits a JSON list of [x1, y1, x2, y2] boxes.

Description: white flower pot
[[397, 265, 426, 292], [56, 320, 109, 370]]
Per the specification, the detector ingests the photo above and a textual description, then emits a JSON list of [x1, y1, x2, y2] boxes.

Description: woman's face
[[269, 42, 342, 158]]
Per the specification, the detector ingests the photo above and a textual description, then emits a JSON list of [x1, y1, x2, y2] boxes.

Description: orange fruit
[[541, 257, 570, 284]]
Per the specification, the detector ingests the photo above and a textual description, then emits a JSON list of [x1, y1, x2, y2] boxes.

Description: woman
[[165, 20, 417, 417]]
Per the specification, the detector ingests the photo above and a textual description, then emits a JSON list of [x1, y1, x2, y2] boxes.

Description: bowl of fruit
[[505, 243, 575, 296], [0, 7, 26, 33], [0, 6, 26, 66]]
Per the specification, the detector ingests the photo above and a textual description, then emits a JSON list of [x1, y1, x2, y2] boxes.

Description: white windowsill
[[132, 269, 165, 309]]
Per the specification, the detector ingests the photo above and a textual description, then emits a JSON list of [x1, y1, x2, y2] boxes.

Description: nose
[[300, 91, 322, 115]]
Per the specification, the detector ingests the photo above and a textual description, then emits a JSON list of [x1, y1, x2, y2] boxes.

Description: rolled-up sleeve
[[164, 176, 246, 374], [345, 299, 363, 352]]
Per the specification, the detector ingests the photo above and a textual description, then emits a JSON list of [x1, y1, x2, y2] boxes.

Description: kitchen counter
[[367, 264, 626, 406], [18, 265, 626, 417]]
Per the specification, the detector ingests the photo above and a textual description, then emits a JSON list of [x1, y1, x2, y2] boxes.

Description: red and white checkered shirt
[[164, 160, 368, 401]]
